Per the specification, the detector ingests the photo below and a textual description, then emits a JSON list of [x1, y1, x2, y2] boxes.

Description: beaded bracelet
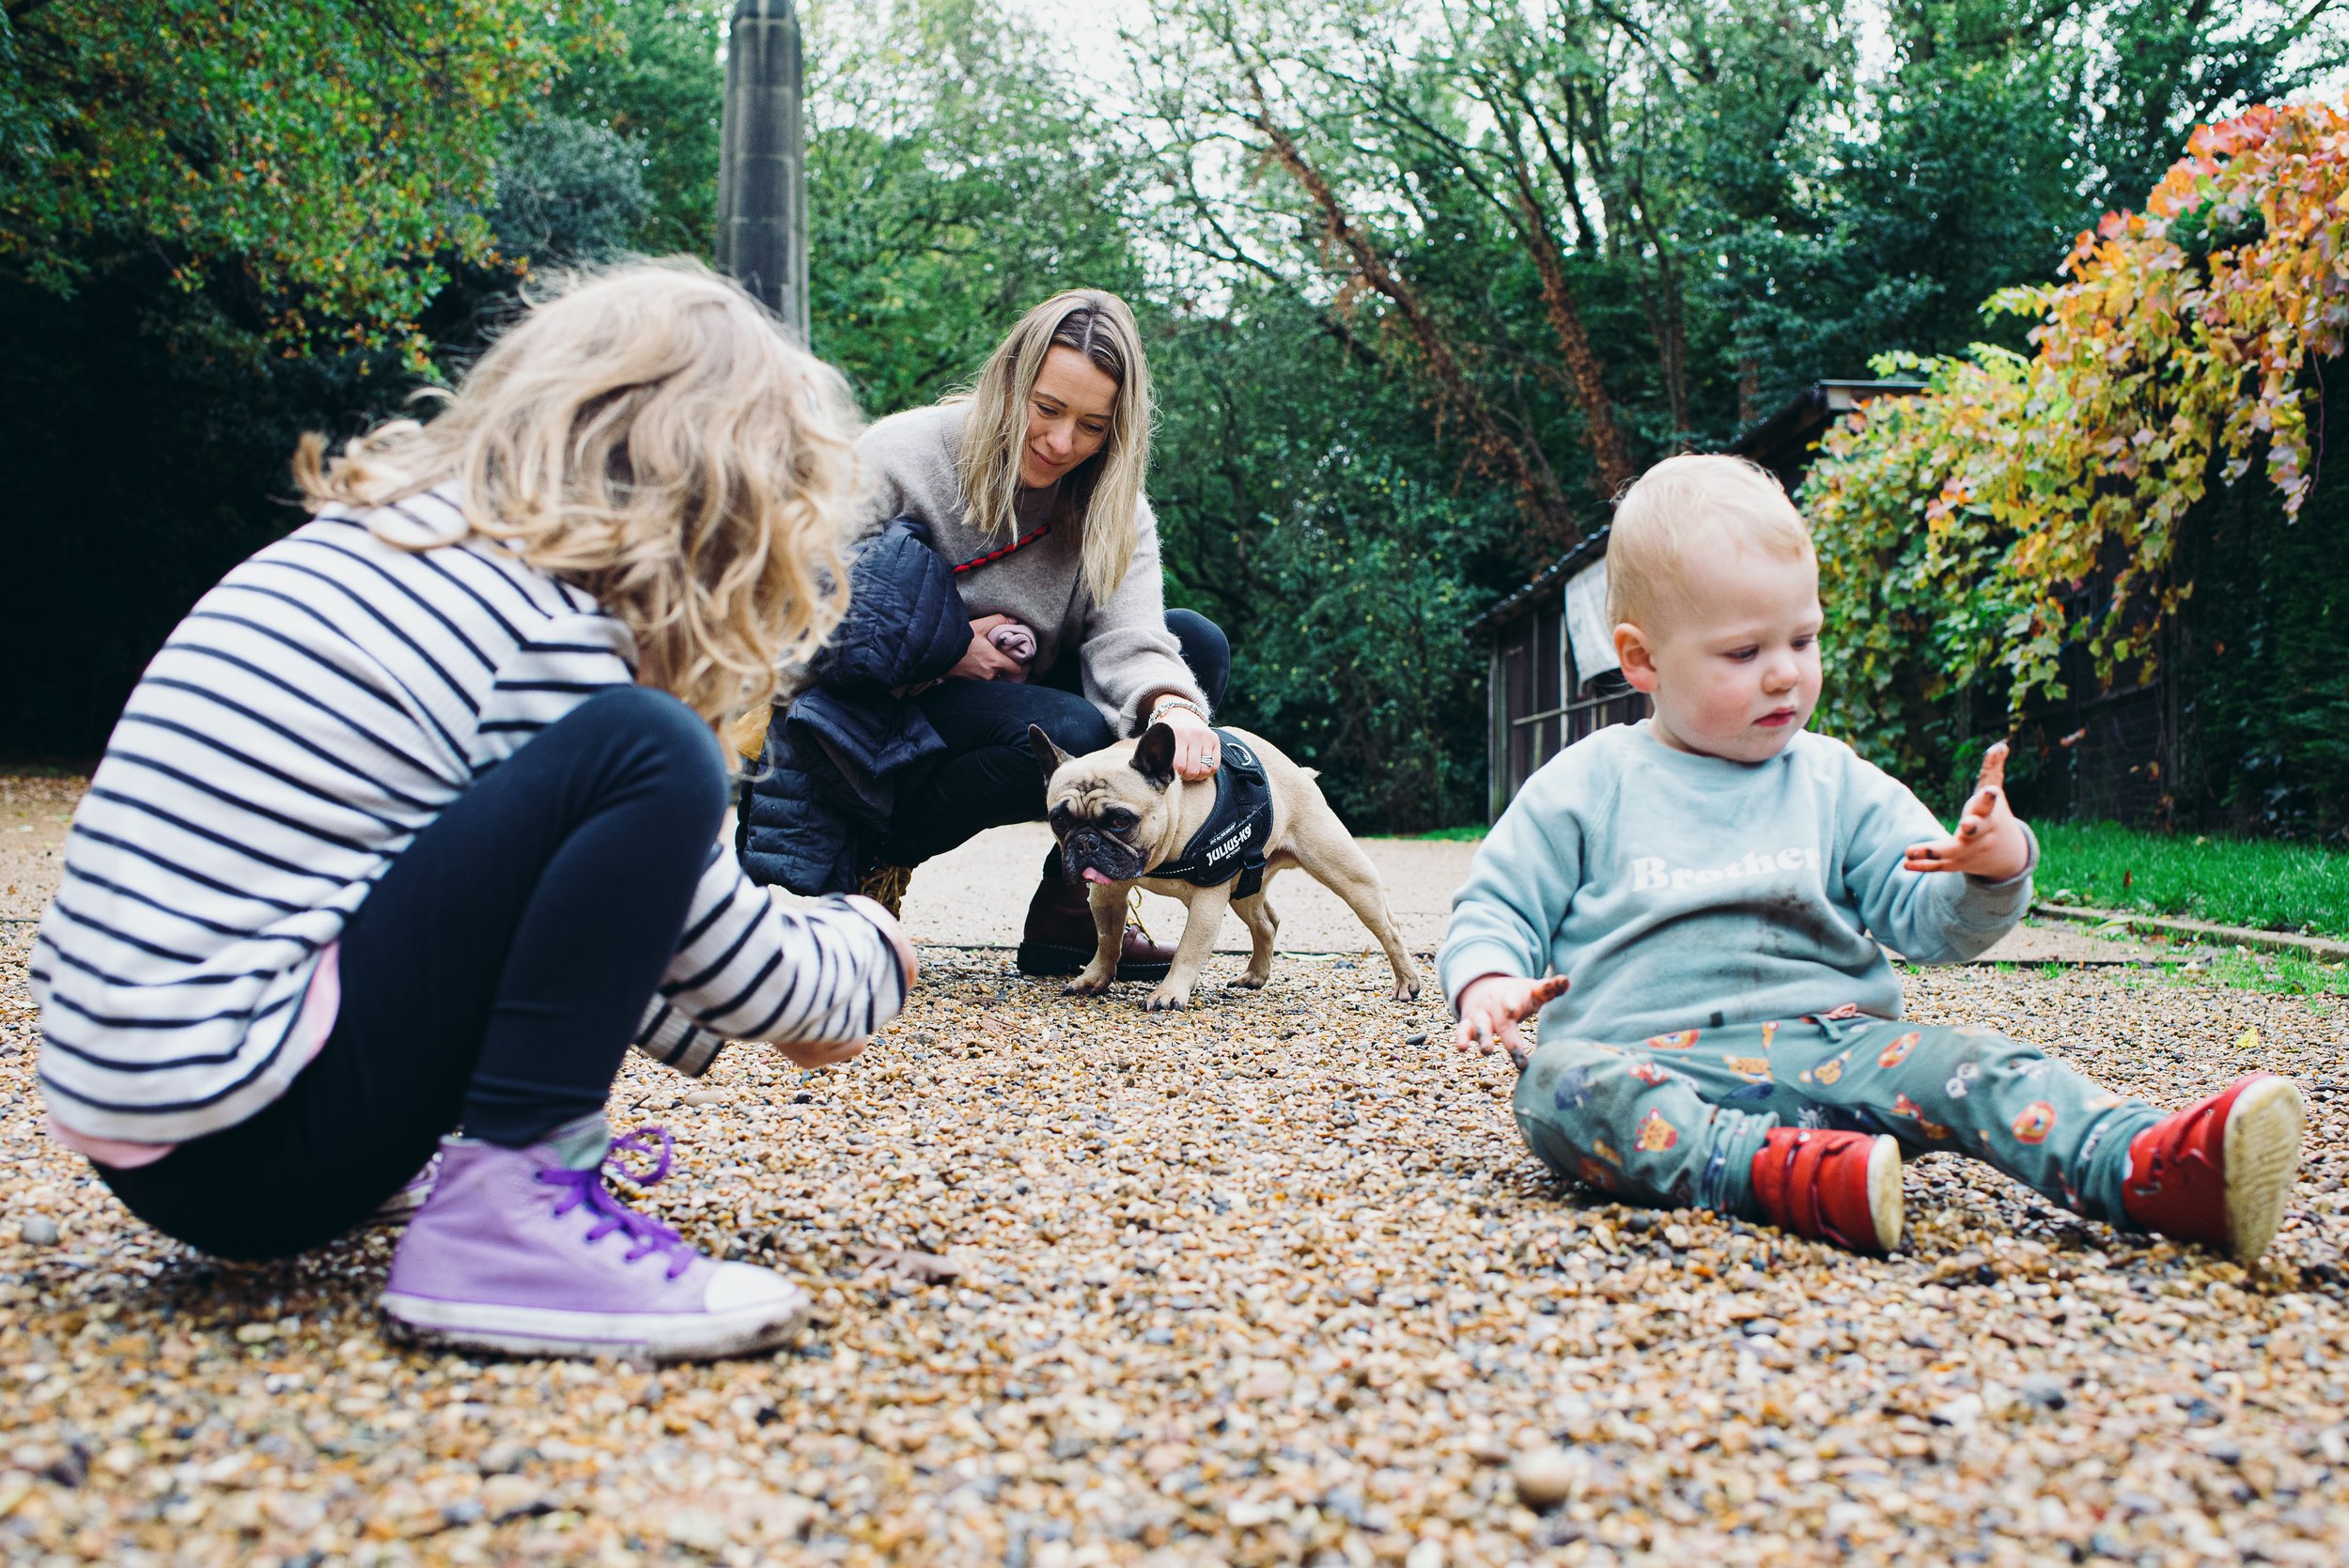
[[1147, 694, 1208, 728]]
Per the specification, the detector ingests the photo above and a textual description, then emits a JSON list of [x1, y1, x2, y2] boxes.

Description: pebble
[[2020, 1372, 2069, 1409], [1931, 1392, 1984, 1429], [475, 1440, 526, 1475], [14, 1216, 54, 1246], [1510, 1445, 1580, 1508], [0, 822, 2346, 1567], [664, 1507, 729, 1551], [480, 1473, 546, 1521]]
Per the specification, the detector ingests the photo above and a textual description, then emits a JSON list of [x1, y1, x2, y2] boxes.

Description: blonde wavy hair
[[954, 289, 1152, 605], [293, 260, 859, 728]]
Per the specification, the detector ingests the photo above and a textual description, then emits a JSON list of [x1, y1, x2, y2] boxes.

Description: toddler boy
[[1441, 455, 2305, 1259]]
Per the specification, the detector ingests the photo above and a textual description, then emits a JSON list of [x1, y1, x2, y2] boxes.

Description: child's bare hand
[[773, 1035, 868, 1068], [768, 896, 917, 1068], [1452, 973, 1570, 1063], [845, 893, 919, 992], [1904, 740, 2030, 881]]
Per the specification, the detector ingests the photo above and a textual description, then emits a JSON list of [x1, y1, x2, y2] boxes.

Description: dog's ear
[[1130, 722, 1177, 791], [1028, 724, 1077, 783]]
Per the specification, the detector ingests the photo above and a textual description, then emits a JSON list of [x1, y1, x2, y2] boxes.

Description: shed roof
[[1728, 378, 1923, 494], [1465, 524, 1612, 634]]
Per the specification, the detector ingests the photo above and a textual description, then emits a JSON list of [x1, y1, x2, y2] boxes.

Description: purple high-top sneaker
[[379, 1119, 807, 1361]]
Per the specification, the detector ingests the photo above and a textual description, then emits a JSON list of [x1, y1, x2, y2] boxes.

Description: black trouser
[[99, 689, 729, 1261], [879, 609, 1230, 866]]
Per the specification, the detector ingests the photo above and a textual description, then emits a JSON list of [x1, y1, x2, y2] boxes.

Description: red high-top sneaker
[[1750, 1129, 1904, 1253], [2121, 1074, 2306, 1263]]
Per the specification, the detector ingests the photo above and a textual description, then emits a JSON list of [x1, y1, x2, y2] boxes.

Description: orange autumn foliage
[[1803, 101, 2349, 773]]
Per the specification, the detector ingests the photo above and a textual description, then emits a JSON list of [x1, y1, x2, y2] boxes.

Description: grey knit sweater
[[849, 402, 1207, 734]]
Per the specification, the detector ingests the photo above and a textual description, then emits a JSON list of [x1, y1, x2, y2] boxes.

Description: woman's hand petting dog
[[1159, 706, 1222, 782], [1453, 973, 1571, 1065]]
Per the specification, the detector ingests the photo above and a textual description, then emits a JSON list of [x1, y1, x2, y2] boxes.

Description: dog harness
[[1151, 729, 1275, 899]]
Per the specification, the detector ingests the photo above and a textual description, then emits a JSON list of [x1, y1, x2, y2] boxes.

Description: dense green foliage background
[[3, 0, 2341, 833], [2169, 429, 2349, 835]]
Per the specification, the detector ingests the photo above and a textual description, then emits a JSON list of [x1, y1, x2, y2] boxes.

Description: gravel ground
[[3, 778, 2346, 1565]]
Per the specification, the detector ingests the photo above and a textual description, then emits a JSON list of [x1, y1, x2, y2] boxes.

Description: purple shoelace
[[534, 1126, 695, 1281]]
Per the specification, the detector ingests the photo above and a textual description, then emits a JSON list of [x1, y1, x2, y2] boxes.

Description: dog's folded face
[[1030, 722, 1182, 887]]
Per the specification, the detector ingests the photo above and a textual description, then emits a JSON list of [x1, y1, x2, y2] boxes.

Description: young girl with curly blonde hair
[[33, 262, 914, 1361]]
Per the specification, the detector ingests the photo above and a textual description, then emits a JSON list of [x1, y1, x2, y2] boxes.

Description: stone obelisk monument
[[716, 0, 810, 341]]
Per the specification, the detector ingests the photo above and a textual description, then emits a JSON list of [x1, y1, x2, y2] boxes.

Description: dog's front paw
[[1064, 964, 1114, 997], [1141, 983, 1191, 1012], [1392, 976, 1424, 1001], [1225, 971, 1269, 990]]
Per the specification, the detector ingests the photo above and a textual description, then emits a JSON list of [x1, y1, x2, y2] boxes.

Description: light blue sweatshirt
[[1439, 722, 2037, 1044]]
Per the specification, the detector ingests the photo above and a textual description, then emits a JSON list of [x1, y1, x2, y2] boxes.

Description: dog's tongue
[[1081, 867, 1113, 886]]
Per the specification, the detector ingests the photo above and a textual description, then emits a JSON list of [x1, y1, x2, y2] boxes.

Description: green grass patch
[[1411, 824, 1490, 842], [2163, 950, 2349, 1000], [1971, 952, 2343, 1001], [2035, 821, 2349, 939], [1982, 960, 2076, 977]]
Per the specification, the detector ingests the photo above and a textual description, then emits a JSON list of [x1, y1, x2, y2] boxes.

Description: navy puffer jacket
[[738, 519, 972, 894]]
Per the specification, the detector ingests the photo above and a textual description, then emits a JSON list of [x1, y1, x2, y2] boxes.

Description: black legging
[[98, 688, 729, 1260], [879, 609, 1229, 866]]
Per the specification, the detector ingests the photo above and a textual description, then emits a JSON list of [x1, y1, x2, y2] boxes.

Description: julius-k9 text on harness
[[1150, 730, 1275, 899]]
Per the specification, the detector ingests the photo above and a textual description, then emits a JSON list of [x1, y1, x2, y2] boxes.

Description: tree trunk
[[1244, 76, 1579, 550], [1506, 159, 1635, 495]]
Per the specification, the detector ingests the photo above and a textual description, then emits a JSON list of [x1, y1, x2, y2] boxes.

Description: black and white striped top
[[33, 489, 906, 1144]]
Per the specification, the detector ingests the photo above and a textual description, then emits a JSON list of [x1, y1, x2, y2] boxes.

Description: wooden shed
[[1470, 527, 1644, 820], [1471, 380, 1921, 821]]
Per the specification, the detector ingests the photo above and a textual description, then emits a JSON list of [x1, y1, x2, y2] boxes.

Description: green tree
[[489, 116, 655, 270], [801, 0, 1149, 412], [1724, 0, 2346, 411], [1150, 286, 1521, 830], [547, 0, 728, 256], [2077, 0, 2341, 213], [0, 3, 665, 755], [0, 0, 592, 361]]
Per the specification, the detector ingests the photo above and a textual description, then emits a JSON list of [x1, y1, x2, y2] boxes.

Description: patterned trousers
[[1510, 1013, 2165, 1228]]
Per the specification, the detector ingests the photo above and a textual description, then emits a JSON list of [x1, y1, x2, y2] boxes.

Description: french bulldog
[[1030, 722, 1424, 1011]]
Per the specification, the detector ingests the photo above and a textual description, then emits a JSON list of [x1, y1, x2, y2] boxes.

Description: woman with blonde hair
[[33, 261, 913, 1360], [741, 288, 1227, 981]]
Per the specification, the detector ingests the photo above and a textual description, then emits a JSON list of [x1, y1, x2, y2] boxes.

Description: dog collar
[[1151, 729, 1274, 899]]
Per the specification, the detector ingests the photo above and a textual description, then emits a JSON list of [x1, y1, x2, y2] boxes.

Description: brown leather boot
[[1017, 853, 1174, 982], [855, 862, 913, 919]]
